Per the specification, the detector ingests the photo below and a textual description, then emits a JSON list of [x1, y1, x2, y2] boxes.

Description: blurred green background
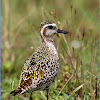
[[1, 0, 99, 100]]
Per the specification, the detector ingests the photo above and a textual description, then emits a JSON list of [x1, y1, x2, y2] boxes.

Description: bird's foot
[[30, 96, 33, 100]]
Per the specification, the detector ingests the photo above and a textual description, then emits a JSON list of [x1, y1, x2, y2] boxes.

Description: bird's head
[[39, 21, 68, 40]]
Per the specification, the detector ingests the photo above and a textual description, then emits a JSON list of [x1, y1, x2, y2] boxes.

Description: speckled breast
[[35, 43, 60, 90]]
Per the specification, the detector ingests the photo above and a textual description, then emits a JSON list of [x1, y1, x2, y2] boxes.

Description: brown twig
[[90, 45, 94, 100], [62, 34, 76, 70], [4, 0, 10, 62]]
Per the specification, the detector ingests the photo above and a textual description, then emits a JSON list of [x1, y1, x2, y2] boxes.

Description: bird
[[10, 20, 68, 100]]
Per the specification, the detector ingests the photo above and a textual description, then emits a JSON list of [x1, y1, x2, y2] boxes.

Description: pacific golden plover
[[10, 20, 68, 100]]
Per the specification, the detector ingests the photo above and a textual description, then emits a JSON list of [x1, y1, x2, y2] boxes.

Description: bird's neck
[[41, 36, 58, 56], [41, 35, 54, 43]]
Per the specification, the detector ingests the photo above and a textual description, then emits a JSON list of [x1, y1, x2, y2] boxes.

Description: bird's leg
[[46, 89, 49, 100], [30, 92, 33, 100]]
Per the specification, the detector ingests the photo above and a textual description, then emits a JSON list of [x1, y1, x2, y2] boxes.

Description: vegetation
[[1, 0, 99, 100]]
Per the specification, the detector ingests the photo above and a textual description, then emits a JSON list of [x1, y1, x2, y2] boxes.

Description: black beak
[[57, 29, 68, 34]]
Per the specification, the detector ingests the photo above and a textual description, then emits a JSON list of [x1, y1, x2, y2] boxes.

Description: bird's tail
[[10, 87, 22, 96]]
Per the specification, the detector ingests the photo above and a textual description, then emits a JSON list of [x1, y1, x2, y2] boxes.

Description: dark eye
[[48, 26, 53, 29]]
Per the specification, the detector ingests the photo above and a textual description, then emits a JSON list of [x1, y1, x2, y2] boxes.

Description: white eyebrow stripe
[[43, 23, 57, 29], [41, 23, 58, 36]]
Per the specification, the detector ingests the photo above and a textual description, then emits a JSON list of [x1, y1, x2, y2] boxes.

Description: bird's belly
[[35, 62, 60, 91]]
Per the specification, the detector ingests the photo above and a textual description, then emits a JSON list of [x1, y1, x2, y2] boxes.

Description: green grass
[[1, 0, 99, 100]]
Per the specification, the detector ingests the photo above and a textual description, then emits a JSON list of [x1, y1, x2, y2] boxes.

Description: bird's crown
[[39, 20, 54, 31]]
